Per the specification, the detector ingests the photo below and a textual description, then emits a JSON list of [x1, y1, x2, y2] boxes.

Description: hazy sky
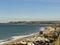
[[0, 0, 60, 23]]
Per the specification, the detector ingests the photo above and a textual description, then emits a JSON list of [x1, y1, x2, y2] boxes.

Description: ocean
[[0, 23, 52, 44]]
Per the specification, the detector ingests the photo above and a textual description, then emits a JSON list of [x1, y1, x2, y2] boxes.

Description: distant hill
[[8, 21, 60, 24]]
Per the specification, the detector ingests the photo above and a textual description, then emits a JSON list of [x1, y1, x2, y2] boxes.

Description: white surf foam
[[0, 40, 10, 45], [39, 27, 45, 31], [0, 33, 35, 45], [12, 35, 29, 40], [0, 29, 40, 45]]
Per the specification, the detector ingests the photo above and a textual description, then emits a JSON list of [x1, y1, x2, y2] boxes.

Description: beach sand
[[2, 32, 39, 45]]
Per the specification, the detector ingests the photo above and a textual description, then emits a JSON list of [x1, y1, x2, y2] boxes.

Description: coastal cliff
[[3, 24, 60, 45]]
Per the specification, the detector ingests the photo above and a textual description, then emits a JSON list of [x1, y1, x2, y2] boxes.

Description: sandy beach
[[1, 32, 39, 45]]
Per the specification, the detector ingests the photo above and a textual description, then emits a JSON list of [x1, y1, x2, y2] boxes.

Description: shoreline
[[0, 32, 39, 45], [2, 24, 60, 45], [0, 27, 45, 45]]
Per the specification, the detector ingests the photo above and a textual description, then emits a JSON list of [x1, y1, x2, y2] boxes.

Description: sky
[[0, 0, 60, 23]]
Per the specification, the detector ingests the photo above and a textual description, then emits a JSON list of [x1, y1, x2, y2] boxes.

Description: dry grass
[[54, 35, 60, 45]]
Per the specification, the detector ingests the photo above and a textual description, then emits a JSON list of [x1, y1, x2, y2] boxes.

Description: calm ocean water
[[0, 23, 52, 43]]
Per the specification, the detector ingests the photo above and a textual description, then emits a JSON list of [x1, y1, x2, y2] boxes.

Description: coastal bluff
[[3, 24, 60, 45]]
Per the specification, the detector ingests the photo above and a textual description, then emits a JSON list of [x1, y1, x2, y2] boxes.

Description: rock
[[27, 42, 35, 45]]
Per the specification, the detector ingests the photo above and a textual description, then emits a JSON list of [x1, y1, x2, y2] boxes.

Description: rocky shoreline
[[3, 24, 60, 45]]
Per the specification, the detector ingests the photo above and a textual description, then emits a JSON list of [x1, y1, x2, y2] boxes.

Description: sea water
[[0, 23, 52, 44]]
